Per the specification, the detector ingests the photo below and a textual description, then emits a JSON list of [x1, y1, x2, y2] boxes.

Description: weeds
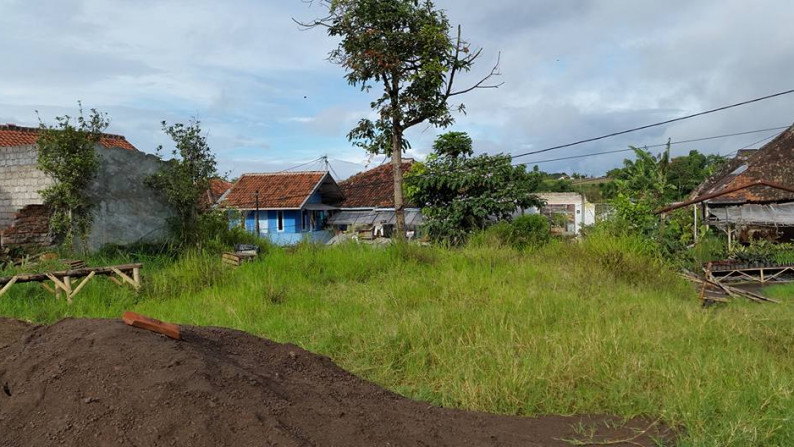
[[0, 241, 792, 445]]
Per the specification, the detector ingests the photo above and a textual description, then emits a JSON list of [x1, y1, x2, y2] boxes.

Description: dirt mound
[[0, 318, 672, 446], [0, 317, 32, 350]]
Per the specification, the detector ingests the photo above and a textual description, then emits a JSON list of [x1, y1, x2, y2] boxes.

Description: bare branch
[[448, 52, 504, 98], [443, 25, 463, 99], [292, 16, 333, 30], [293, 0, 333, 30]]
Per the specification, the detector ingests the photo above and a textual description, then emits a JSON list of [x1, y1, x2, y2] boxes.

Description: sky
[[2, 0, 793, 180]]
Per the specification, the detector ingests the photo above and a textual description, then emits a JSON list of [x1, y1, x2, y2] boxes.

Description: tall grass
[[0, 236, 793, 446]]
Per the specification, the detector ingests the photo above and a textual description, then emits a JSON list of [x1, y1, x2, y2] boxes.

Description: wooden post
[[133, 267, 141, 290], [693, 204, 698, 245], [0, 276, 18, 298], [727, 225, 732, 252], [70, 271, 95, 299]]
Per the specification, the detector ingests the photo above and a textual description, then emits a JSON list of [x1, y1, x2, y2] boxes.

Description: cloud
[[1, 0, 793, 179]]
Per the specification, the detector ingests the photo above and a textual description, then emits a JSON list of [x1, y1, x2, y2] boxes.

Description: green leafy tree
[[666, 150, 726, 199], [605, 148, 726, 201], [302, 0, 501, 239], [406, 132, 542, 245], [610, 145, 673, 235], [146, 120, 218, 249], [36, 104, 110, 252]]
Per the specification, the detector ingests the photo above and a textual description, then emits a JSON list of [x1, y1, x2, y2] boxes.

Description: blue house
[[219, 171, 344, 245]]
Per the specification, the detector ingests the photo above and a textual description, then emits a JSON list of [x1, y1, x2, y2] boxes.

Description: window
[[302, 210, 309, 231], [277, 211, 284, 232], [259, 212, 268, 234]]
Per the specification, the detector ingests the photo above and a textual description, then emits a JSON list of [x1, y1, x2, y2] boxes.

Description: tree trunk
[[392, 127, 406, 242]]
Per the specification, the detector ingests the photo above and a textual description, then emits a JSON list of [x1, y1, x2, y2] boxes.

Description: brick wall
[[0, 204, 53, 249], [0, 144, 53, 228]]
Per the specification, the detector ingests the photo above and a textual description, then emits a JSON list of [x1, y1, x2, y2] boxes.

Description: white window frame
[[259, 211, 269, 234], [277, 211, 285, 232], [302, 210, 309, 231]]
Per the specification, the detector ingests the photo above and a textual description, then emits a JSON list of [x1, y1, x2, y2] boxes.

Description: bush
[[510, 214, 551, 248], [468, 215, 550, 250]]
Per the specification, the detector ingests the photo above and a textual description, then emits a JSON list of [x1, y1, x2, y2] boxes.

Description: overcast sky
[[2, 0, 793, 179]]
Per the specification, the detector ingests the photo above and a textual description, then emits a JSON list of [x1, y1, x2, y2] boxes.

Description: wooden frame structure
[[706, 261, 794, 285], [0, 263, 142, 304], [222, 252, 256, 267]]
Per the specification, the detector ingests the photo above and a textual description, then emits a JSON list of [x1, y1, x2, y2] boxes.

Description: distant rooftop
[[0, 123, 138, 151]]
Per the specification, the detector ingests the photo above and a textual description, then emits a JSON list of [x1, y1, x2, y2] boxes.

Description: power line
[[721, 131, 782, 159], [510, 88, 794, 160], [278, 156, 324, 173], [226, 125, 790, 206], [519, 126, 789, 165]]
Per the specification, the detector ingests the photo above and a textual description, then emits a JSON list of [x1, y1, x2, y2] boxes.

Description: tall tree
[[301, 0, 501, 239], [406, 132, 542, 245], [36, 104, 109, 252], [146, 120, 218, 249]]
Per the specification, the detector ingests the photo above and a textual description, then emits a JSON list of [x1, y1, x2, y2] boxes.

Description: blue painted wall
[[236, 209, 330, 246], [305, 190, 323, 204]]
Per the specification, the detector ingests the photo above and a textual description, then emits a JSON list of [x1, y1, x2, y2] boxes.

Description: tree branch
[[444, 25, 463, 99], [448, 51, 504, 98], [292, 0, 333, 29]]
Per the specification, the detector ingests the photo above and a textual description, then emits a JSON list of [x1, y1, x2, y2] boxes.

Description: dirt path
[[0, 318, 673, 446]]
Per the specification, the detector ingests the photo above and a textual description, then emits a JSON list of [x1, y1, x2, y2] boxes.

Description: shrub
[[510, 214, 551, 248], [468, 215, 550, 250]]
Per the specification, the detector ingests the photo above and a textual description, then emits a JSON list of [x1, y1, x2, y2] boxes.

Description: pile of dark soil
[[0, 318, 672, 446]]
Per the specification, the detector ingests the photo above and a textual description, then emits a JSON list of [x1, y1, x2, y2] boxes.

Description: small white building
[[518, 192, 596, 235]]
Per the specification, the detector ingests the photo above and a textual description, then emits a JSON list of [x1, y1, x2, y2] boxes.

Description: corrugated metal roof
[[328, 209, 424, 227]]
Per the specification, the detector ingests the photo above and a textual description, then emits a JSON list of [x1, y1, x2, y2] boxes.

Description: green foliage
[[549, 212, 569, 230], [469, 214, 550, 250], [510, 214, 551, 247], [36, 104, 109, 252], [606, 147, 726, 202], [146, 120, 219, 249], [666, 150, 727, 199], [729, 240, 794, 265], [432, 131, 473, 158], [316, 0, 489, 155], [406, 133, 542, 245]]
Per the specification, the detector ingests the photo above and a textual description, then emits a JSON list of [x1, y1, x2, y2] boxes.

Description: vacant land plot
[[1, 237, 793, 446]]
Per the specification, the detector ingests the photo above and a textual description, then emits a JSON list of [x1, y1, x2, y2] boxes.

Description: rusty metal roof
[[692, 124, 794, 205]]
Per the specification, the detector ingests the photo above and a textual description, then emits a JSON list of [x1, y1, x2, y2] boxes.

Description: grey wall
[[0, 144, 174, 252], [83, 146, 174, 251]]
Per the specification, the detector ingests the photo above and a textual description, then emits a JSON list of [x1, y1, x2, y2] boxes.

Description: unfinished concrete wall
[[0, 144, 174, 252], [83, 146, 173, 251], [0, 144, 53, 229]]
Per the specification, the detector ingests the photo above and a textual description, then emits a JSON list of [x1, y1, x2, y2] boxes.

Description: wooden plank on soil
[[122, 311, 181, 340]]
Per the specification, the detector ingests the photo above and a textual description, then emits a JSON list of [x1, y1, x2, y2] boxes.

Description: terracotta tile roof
[[695, 124, 794, 204], [221, 172, 330, 209], [200, 178, 233, 208], [339, 160, 415, 208], [0, 124, 138, 151]]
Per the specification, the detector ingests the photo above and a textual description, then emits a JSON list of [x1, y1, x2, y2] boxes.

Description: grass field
[[1, 236, 794, 446]]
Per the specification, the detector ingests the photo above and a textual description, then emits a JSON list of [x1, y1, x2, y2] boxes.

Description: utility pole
[[254, 190, 260, 237]]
